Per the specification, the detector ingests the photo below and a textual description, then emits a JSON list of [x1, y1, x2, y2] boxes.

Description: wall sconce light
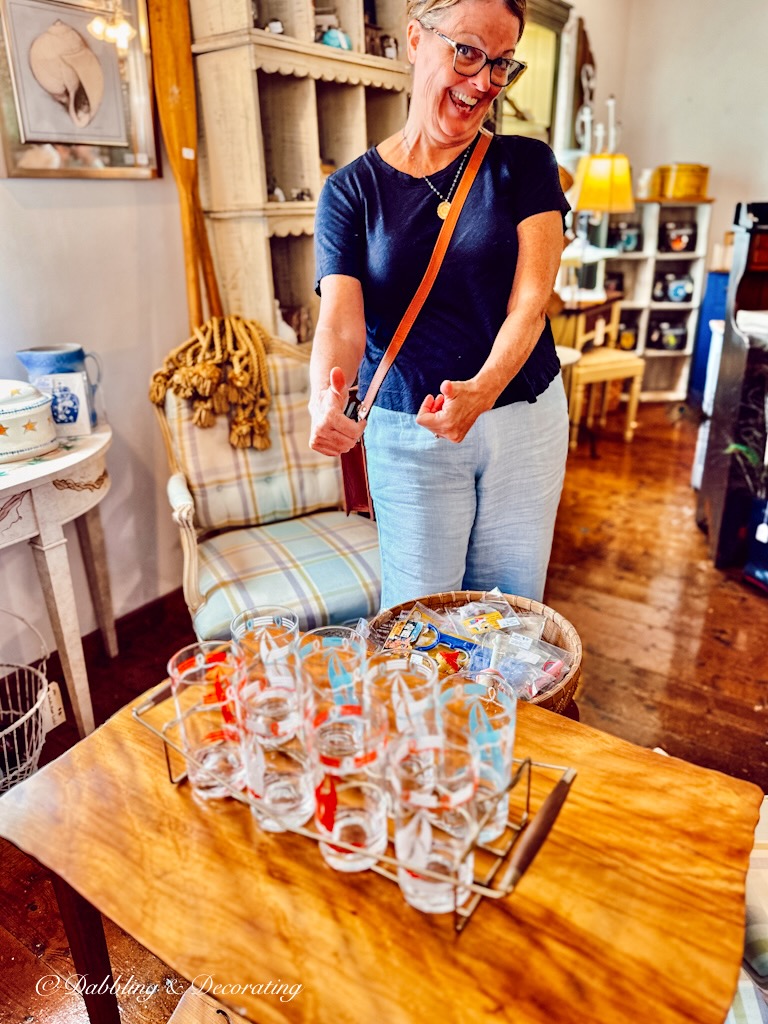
[[87, 2, 137, 55]]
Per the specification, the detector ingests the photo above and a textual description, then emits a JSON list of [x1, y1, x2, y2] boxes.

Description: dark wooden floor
[[546, 402, 768, 792], [1, 400, 766, 1023]]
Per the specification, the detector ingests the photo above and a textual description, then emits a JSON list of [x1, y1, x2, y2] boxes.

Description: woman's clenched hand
[[309, 366, 366, 456], [415, 379, 492, 443]]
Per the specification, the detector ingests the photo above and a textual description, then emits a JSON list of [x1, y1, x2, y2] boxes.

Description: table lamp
[[572, 152, 635, 219], [565, 152, 635, 302]]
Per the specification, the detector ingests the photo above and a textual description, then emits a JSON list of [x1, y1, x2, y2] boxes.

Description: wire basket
[[368, 590, 583, 713], [0, 611, 49, 794]]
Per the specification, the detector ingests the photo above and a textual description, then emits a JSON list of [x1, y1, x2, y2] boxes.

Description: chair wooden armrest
[[166, 471, 204, 614]]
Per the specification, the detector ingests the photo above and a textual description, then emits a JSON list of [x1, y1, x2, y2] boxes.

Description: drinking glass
[[390, 734, 477, 913], [232, 610, 303, 749], [363, 650, 440, 739], [239, 728, 315, 833], [230, 606, 300, 661], [305, 690, 388, 872], [298, 627, 368, 704], [168, 640, 245, 803], [440, 673, 516, 844]]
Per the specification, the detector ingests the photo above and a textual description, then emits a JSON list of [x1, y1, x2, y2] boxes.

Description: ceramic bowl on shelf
[[0, 380, 59, 464]]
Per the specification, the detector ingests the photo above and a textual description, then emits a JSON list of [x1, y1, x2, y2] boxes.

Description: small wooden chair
[[552, 293, 645, 451], [569, 346, 645, 451]]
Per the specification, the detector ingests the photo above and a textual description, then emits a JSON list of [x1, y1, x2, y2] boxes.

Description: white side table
[[0, 427, 117, 737]]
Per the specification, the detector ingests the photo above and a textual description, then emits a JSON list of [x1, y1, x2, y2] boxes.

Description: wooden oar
[[146, 0, 222, 330]]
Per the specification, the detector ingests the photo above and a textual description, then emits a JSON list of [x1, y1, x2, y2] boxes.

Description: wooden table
[[0, 427, 118, 736], [0, 688, 761, 1024]]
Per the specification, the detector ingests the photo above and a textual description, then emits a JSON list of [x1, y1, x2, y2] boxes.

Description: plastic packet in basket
[[467, 646, 543, 702], [470, 632, 572, 701], [449, 602, 548, 642], [385, 602, 482, 676]]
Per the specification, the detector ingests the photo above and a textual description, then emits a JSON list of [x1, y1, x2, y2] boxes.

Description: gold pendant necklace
[[423, 146, 470, 219], [402, 129, 473, 220]]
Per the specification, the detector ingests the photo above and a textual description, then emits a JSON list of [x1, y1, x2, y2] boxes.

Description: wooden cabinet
[[603, 199, 712, 401], [189, 0, 410, 336]]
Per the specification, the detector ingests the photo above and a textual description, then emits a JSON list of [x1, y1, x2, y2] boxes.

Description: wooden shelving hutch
[[604, 198, 712, 401], [189, 0, 411, 337]]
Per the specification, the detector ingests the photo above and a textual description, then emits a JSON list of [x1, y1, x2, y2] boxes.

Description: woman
[[309, 0, 569, 609]]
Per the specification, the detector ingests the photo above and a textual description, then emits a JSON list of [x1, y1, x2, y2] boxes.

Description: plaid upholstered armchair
[[153, 332, 381, 640]]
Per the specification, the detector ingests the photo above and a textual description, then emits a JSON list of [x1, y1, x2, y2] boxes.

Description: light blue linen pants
[[364, 376, 569, 609]]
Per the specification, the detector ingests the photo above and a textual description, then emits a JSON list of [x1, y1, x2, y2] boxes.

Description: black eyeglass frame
[[423, 24, 527, 88]]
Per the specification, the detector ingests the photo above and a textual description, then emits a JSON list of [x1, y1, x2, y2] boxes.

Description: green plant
[[724, 378, 768, 500], [724, 441, 768, 500]]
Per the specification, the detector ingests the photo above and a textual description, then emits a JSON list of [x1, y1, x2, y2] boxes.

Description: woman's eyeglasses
[[423, 24, 527, 88]]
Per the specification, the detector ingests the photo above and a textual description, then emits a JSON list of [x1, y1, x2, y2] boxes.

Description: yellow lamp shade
[[572, 154, 635, 214]]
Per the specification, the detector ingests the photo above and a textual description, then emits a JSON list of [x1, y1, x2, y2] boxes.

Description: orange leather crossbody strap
[[357, 127, 493, 420]]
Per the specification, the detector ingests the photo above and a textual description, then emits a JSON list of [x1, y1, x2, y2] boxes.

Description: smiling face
[[407, 0, 522, 149]]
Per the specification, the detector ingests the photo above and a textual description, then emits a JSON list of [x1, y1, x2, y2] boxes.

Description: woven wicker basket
[[368, 590, 582, 714]]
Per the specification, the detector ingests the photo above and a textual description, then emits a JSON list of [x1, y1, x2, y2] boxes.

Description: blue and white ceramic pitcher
[[16, 344, 101, 426]]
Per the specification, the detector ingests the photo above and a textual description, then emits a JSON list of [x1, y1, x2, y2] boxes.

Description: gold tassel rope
[[149, 315, 275, 450]]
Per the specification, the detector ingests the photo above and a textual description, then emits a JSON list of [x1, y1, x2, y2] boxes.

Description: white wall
[[0, 169, 188, 653], [621, 0, 768, 254]]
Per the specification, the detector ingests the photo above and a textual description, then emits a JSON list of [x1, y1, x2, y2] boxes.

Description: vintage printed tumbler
[[306, 687, 388, 873], [168, 640, 245, 803], [391, 734, 477, 913]]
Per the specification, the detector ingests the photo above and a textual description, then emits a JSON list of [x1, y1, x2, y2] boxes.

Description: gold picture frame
[[0, 0, 158, 177]]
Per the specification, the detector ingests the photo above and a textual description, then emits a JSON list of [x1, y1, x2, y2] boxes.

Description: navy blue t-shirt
[[314, 133, 570, 413]]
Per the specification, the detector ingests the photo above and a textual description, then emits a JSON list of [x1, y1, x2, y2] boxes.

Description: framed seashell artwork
[[0, 0, 158, 178]]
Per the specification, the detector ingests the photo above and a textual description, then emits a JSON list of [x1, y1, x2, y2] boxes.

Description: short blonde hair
[[406, 0, 526, 39]]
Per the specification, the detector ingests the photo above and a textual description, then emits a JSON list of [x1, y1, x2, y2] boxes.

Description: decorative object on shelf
[[652, 163, 710, 202], [0, 379, 58, 462], [606, 220, 642, 253], [280, 305, 313, 345], [290, 186, 313, 201], [635, 168, 654, 199], [364, 13, 383, 55], [274, 300, 298, 344], [149, 316, 275, 450], [266, 17, 284, 33], [268, 178, 286, 202], [16, 343, 101, 426], [33, 373, 94, 436], [321, 26, 351, 49], [0, 0, 158, 178], [659, 219, 697, 253], [381, 34, 398, 59], [647, 318, 688, 351], [652, 271, 694, 303], [604, 270, 624, 294], [618, 322, 638, 350]]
